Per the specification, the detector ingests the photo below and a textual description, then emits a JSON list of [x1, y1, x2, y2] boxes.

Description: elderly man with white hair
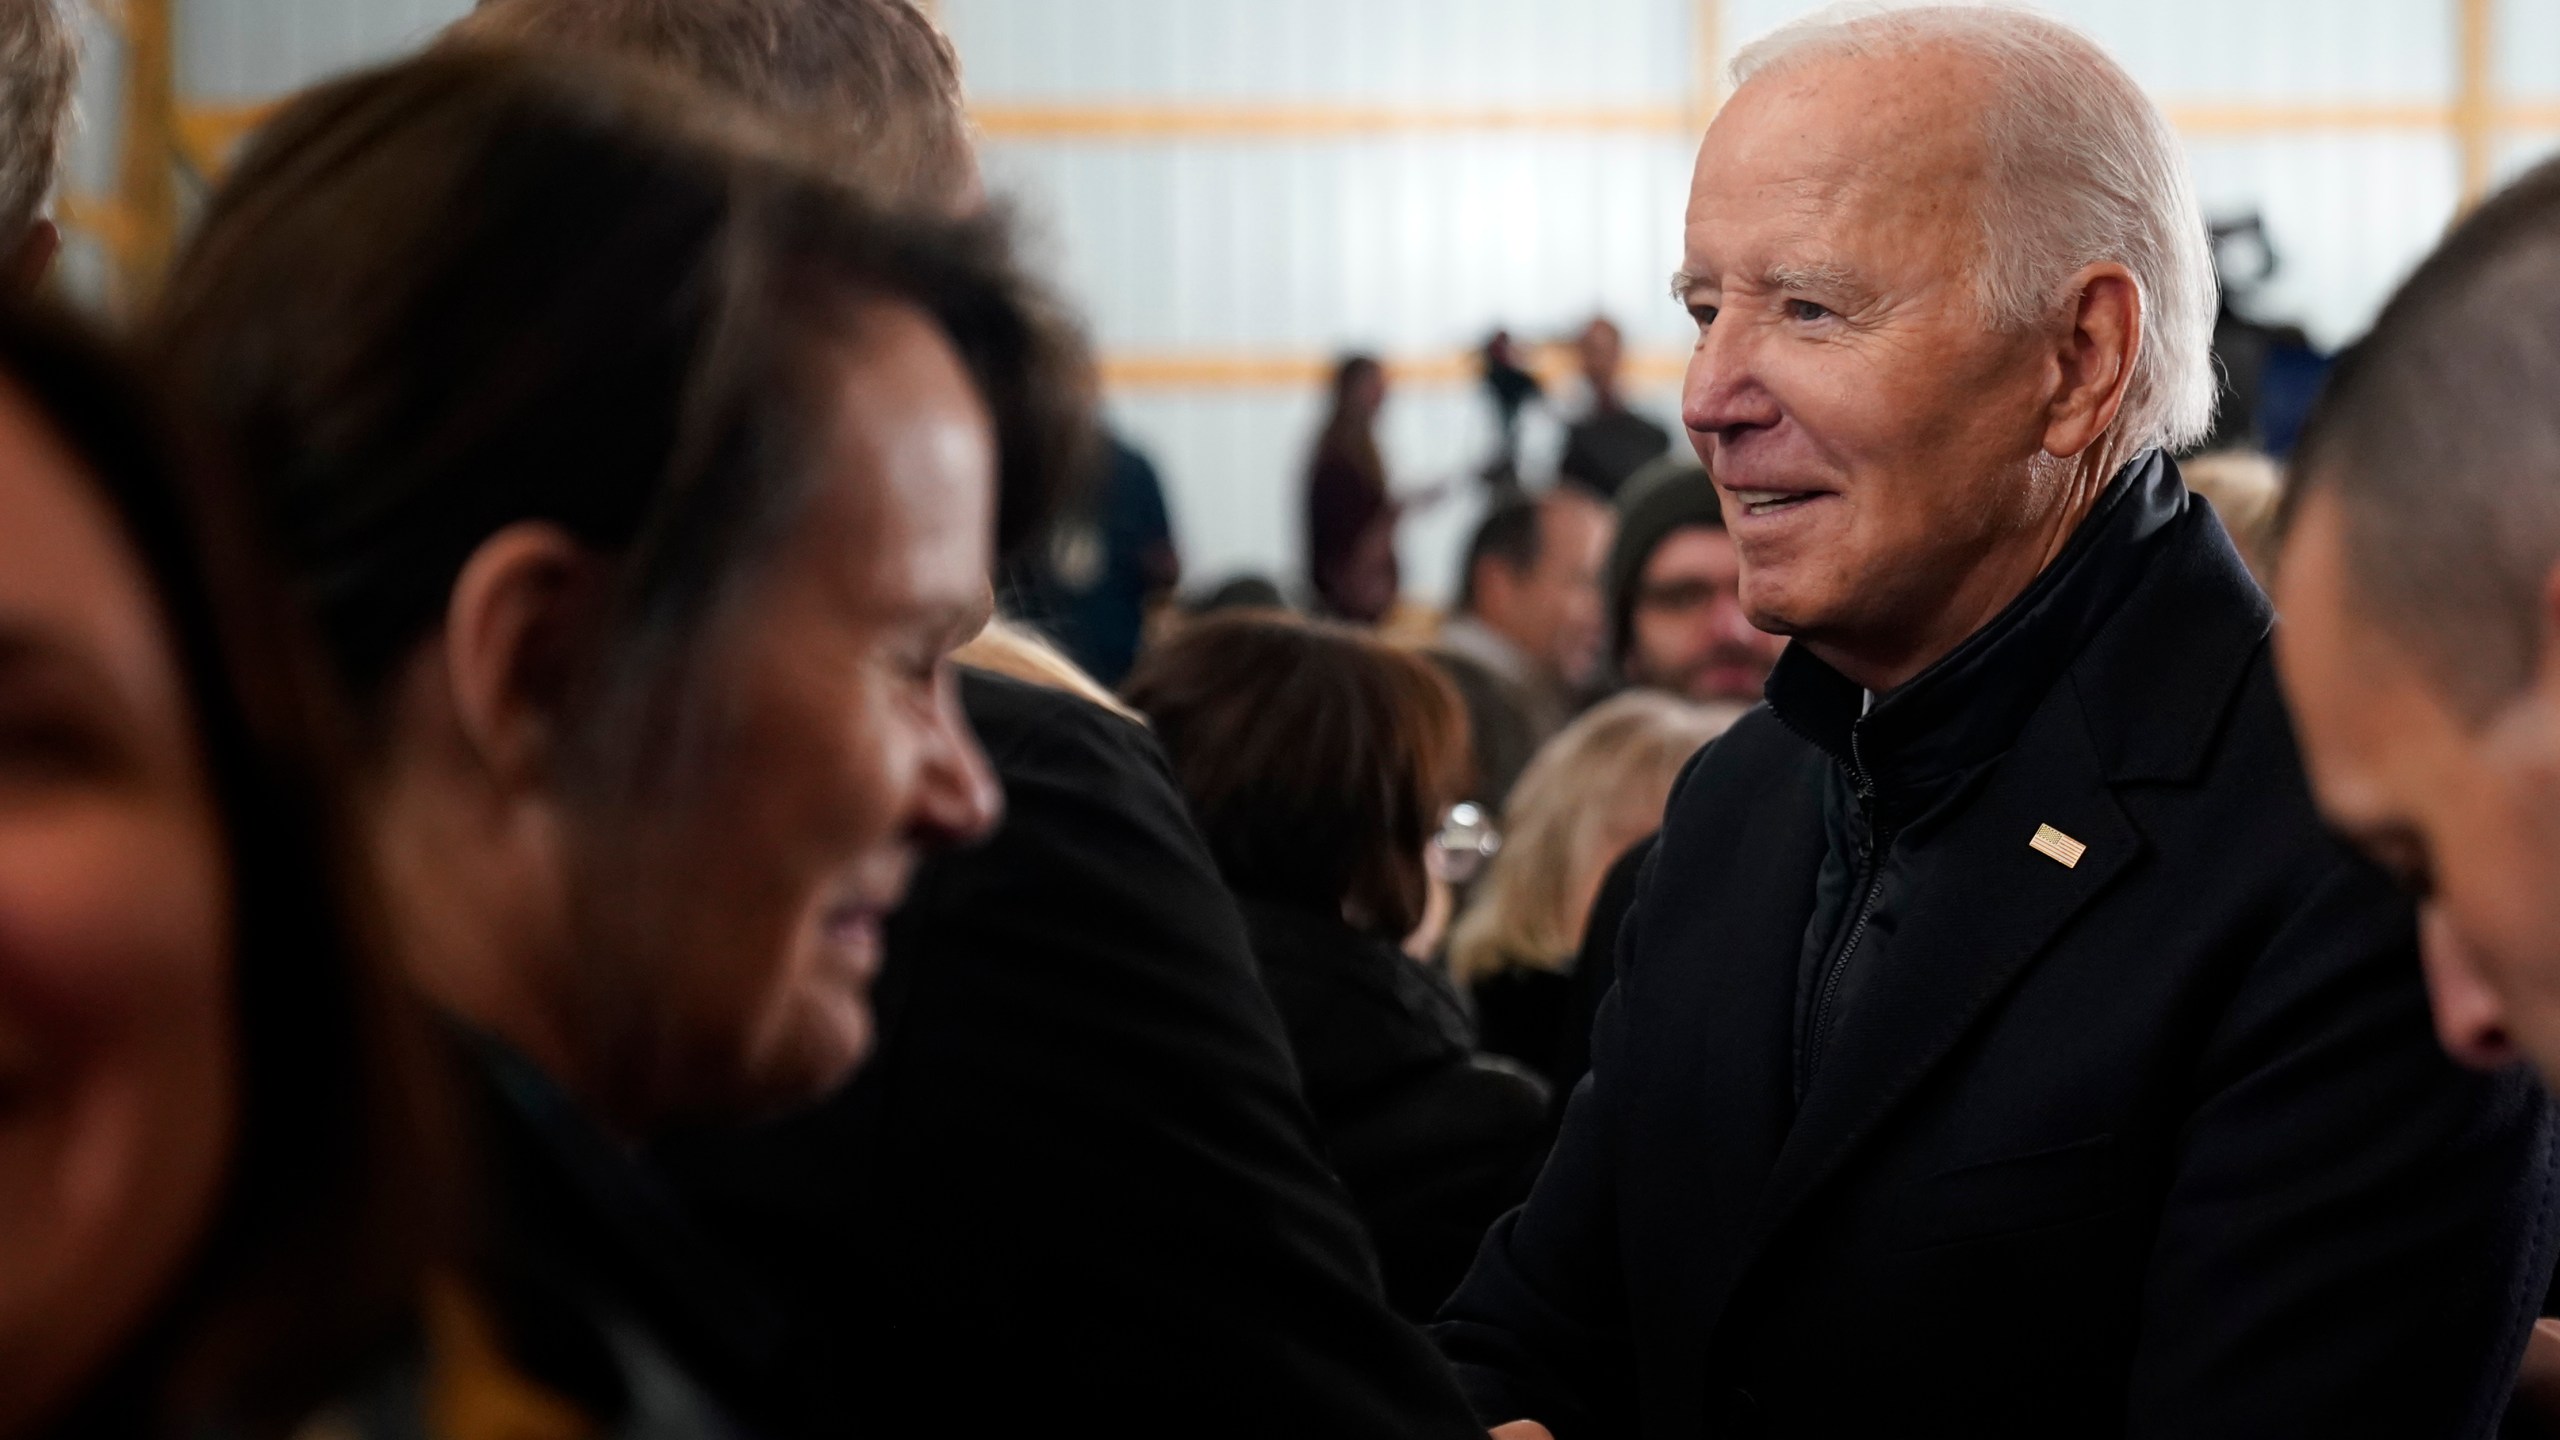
[[1434, 8, 2559, 1438]]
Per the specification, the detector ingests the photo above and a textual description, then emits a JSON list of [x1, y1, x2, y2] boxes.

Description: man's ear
[[8, 220, 58, 294], [2041, 261, 2142, 461], [442, 522, 608, 786]]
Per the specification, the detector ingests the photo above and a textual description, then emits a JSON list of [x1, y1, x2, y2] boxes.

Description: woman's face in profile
[[0, 381, 236, 1434]]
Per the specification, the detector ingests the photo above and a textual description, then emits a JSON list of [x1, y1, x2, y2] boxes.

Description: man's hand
[[1488, 1423, 1555, 1440]]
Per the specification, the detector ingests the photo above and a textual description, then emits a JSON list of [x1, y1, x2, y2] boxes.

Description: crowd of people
[[10, 0, 2560, 1437]]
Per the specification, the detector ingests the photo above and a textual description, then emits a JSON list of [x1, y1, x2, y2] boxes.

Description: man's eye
[[1688, 304, 1718, 329], [1786, 298, 1833, 322]]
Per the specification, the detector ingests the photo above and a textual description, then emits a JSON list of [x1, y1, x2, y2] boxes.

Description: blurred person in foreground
[[1430, 486, 1613, 812], [0, 0, 71, 289], [0, 308, 452, 1440], [147, 49, 1088, 1433], [1447, 691, 1741, 1093], [450, 2, 1495, 1434], [1556, 317, 1670, 499], [1435, 8, 2557, 1438], [2272, 158, 2560, 1440], [1128, 613, 1550, 1324], [1604, 458, 1786, 703]]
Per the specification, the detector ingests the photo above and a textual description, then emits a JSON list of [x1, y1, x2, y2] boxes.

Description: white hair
[[0, 0, 75, 241], [1731, 4, 2218, 454]]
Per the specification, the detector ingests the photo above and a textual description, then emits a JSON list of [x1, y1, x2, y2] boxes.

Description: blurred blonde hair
[[1448, 691, 1742, 987], [955, 617, 1142, 724], [2180, 449, 2283, 579], [0, 0, 75, 242]]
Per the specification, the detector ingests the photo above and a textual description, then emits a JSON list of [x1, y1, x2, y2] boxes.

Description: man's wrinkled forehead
[[1685, 47, 1994, 254]]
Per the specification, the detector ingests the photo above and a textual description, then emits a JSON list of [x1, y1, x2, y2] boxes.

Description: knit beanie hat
[[1605, 456, 1724, 665]]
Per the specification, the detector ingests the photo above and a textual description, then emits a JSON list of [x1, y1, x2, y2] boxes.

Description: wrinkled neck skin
[[1811, 443, 2123, 695]]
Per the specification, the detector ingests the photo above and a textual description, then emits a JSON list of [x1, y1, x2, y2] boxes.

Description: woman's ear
[[441, 522, 608, 787], [2042, 261, 2143, 461]]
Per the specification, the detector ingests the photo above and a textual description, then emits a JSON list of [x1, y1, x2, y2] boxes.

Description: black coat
[[1237, 896, 1552, 1319], [1435, 457, 2560, 1439], [656, 671, 1483, 1439]]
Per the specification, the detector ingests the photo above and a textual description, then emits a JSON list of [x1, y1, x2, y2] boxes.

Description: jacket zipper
[[1807, 724, 1893, 1081]]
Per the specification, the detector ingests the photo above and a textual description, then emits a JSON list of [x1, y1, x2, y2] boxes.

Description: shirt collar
[[1440, 613, 1538, 688], [1765, 450, 2183, 821]]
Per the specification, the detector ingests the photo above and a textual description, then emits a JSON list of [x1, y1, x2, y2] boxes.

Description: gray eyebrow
[[1766, 261, 1859, 292]]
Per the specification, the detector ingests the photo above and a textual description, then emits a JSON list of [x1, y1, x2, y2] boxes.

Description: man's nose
[[1681, 317, 1779, 442], [2420, 906, 2521, 1070], [912, 686, 1003, 847]]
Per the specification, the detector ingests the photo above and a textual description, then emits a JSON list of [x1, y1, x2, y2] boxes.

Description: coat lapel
[[1729, 678, 2144, 1280], [1640, 738, 1830, 1334]]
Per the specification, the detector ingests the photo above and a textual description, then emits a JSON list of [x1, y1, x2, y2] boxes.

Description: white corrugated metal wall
[[55, 0, 2560, 603]]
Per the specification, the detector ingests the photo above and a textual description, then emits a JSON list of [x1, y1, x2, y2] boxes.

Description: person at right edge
[[1436, 8, 2560, 1440], [2271, 161, 2560, 1437]]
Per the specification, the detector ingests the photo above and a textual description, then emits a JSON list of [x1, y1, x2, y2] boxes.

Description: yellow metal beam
[[108, 0, 176, 307], [1101, 345, 1688, 393], [2455, 0, 2497, 204], [964, 99, 2536, 142], [973, 102, 1689, 139], [172, 94, 2560, 170], [1689, 0, 1723, 135]]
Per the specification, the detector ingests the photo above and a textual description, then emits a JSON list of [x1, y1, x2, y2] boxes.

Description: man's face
[[1485, 496, 1614, 688], [585, 302, 1002, 1118], [2276, 491, 2560, 1079], [1677, 49, 2072, 675], [1626, 524, 1786, 703]]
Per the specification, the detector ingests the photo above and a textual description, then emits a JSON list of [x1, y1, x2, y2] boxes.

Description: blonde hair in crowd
[[956, 618, 1144, 725], [2180, 450, 2283, 579], [0, 0, 75, 242], [1449, 692, 1743, 988]]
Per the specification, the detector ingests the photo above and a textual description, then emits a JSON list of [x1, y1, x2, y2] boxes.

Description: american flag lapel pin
[[2029, 823, 2088, 869]]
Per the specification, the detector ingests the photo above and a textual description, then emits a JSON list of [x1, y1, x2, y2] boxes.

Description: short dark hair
[[1460, 492, 1552, 613], [150, 49, 1093, 744], [1124, 614, 1469, 941], [0, 302, 448, 1432], [2285, 156, 2560, 720], [450, 0, 971, 211]]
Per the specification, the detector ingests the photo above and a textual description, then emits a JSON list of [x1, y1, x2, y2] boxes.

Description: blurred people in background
[[1003, 430, 1180, 686], [1447, 692, 1740, 1089], [1439, 10, 2556, 1438], [2178, 448, 2282, 580], [457, 4, 1492, 1437], [1558, 317, 1671, 499], [1431, 486, 1613, 812], [0, 0, 73, 289], [1129, 614, 1549, 1323], [2270, 157, 2560, 1439], [2198, 214, 2330, 459], [0, 308, 444, 1439], [1186, 571, 1291, 617], [1478, 329, 1544, 489], [1306, 354, 1404, 623], [149, 50, 1077, 1434], [1605, 459, 1785, 703]]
